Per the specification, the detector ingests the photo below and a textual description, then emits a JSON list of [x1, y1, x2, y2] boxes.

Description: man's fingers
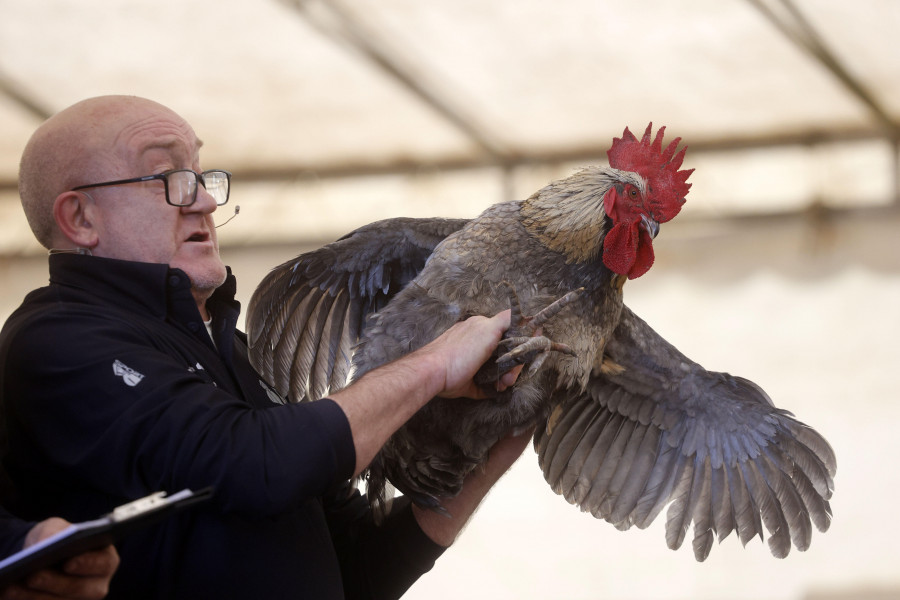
[[497, 364, 523, 392], [490, 308, 512, 333], [63, 545, 120, 577], [21, 566, 112, 599], [23, 518, 69, 548], [8, 546, 121, 599]]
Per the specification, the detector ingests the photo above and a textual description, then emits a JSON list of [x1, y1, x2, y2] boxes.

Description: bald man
[[0, 96, 527, 599]]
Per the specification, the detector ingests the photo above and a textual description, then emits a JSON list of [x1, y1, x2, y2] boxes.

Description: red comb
[[607, 123, 693, 223]]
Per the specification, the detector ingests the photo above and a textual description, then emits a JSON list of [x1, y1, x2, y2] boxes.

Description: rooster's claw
[[497, 336, 576, 375]]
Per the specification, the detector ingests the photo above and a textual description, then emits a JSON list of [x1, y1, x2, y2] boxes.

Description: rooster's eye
[[629, 188, 638, 198]]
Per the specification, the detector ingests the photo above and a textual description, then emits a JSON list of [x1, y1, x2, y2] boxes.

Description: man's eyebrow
[[137, 136, 203, 160], [138, 137, 179, 153]]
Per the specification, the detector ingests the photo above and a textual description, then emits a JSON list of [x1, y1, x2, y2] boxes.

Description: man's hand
[[1, 518, 120, 600], [332, 308, 526, 477], [422, 309, 523, 400]]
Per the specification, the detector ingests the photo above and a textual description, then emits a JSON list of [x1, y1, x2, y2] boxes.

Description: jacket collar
[[47, 253, 240, 351]]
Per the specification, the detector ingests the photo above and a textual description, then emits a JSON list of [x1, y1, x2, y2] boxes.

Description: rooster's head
[[520, 124, 691, 278], [602, 123, 693, 279]]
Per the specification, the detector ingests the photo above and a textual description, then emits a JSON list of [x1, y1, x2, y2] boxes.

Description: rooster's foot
[[494, 283, 583, 376]]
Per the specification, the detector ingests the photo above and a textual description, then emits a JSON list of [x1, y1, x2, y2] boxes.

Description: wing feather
[[609, 422, 661, 525], [599, 422, 652, 526], [575, 412, 627, 509], [558, 409, 614, 504], [759, 453, 812, 551], [541, 397, 604, 493], [727, 461, 763, 547], [310, 287, 351, 400], [582, 418, 637, 519], [274, 288, 322, 397], [249, 267, 303, 386], [571, 411, 624, 507], [690, 457, 715, 561], [663, 456, 697, 551], [791, 463, 833, 532], [741, 460, 791, 558], [287, 289, 330, 400], [632, 436, 682, 528], [709, 463, 735, 543]]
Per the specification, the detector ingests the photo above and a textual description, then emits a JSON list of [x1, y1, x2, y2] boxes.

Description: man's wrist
[[401, 343, 447, 400], [411, 503, 458, 548]]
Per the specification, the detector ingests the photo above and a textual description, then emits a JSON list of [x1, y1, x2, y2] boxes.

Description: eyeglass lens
[[201, 171, 229, 206], [169, 170, 229, 206]]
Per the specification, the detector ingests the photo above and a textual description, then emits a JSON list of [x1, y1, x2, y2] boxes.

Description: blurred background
[[1, 1, 898, 598]]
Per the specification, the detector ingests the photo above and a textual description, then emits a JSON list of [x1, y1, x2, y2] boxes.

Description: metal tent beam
[[280, 0, 512, 161], [0, 123, 891, 192], [0, 69, 53, 122]]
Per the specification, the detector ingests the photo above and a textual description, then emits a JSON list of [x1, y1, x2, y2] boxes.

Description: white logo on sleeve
[[113, 360, 145, 387]]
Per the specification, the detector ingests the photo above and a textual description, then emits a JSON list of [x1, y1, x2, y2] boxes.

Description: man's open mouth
[[187, 232, 209, 243]]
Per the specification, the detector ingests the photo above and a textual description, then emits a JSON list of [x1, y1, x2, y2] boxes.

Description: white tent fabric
[[1, 3, 899, 599], [1, 0, 898, 254]]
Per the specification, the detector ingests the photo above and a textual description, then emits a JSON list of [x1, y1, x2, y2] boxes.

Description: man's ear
[[53, 191, 99, 249]]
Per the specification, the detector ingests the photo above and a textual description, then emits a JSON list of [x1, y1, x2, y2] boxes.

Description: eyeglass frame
[[71, 169, 232, 207]]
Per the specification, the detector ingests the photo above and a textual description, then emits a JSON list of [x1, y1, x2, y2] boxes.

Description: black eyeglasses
[[71, 169, 231, 207]]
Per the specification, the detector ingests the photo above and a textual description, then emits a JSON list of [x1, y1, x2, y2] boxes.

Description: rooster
[[246, 124, 835, 561]]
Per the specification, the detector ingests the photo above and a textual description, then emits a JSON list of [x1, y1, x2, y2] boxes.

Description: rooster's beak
[[641, 214, 659, 239]]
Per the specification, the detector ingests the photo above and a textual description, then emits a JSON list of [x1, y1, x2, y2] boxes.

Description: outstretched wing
[[246, 217, 468, 402], [535, 305, 835, 561]]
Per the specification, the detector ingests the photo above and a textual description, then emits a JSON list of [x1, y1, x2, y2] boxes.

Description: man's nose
[[184, 184, 219, 214]]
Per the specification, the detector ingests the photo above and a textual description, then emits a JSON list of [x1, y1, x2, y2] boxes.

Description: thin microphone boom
[[216, 205, 240, 228]]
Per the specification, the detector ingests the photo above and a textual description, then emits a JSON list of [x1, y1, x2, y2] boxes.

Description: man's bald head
[[18, 95, 186, 248]]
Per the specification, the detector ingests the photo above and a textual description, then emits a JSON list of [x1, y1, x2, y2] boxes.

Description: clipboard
[[0, 487, 213, 587]]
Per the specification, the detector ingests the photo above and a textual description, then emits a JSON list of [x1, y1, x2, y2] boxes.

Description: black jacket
[[0, 253, 443, 599], [0, 506, 31, 561]]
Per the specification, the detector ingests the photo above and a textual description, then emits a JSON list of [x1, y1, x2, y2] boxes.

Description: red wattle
[[602, 221, 655, 279], [602, 221, 637, 276], [628, 229, 655, 279]]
